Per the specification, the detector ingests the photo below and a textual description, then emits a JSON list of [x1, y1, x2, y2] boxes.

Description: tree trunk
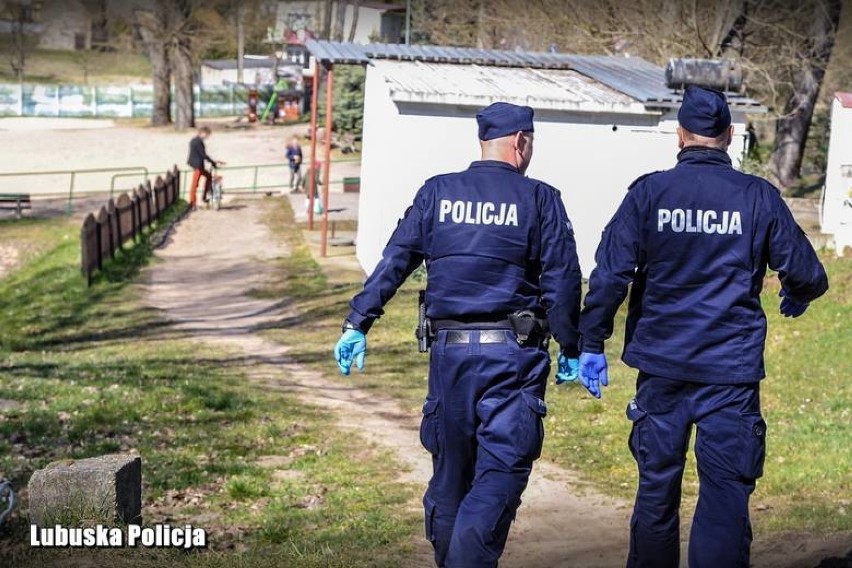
[[235, 1, 244, 83], [347, 1, 360, 43], [771, 0, 843, 188], [171, 35, 194, 129], [321, 0, 334, 39], [135, 7, 171, 126], [717, 0, 748, 57], [166, 0, 194, 130], [333, 0, 347, 41]]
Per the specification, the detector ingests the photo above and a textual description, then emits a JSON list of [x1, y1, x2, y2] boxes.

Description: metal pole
[[405, 0, 411, 45], [320, 64, 334, 258], [236, 2, 245, 84], [67, 172, 76, 215], [308, 61, 320, 230]]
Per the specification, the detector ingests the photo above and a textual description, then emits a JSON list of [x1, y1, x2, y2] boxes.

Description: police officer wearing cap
[[334, 102, 583, 567], [578, 86, 829, 567]]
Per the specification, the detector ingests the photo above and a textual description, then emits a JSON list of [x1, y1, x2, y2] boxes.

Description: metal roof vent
[[665, 58, 743, 93]]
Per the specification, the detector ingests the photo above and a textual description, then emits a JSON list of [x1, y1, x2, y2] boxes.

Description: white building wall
[[37, 0, 90, 50], [823, 98, 852, 235], [201, 67, 237, 87], [276, 1, 386, 43], [343, 5, 384, 43], [358, 65, 750, 277]]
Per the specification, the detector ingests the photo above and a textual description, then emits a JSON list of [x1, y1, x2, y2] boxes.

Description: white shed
[[823, 92, 852, 255], [306, 41, 766, 276]]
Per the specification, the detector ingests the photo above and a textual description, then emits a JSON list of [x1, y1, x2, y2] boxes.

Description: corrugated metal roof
[[567, 55, 763, 110], [307, 40, 370, 64], [305, 40, 766, 112], [306, 39, 574, 68], [202, 57, 275, 70], [378, 60, 646, 113]]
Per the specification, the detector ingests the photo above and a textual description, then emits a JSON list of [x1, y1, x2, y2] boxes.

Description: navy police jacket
[[581, 147, 828, 383], [347, 160, 583, 356]]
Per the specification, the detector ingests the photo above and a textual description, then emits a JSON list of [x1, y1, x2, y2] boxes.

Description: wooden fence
[[81, 166, 180, 285]]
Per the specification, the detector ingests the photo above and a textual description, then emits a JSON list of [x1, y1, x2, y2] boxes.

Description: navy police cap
[[677, 86, 731, 137], [476, 102, 534, 141]]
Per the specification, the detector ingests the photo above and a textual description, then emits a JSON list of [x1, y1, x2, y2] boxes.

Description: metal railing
[[177, 159, 361, 196], [0, 159, 360, 215], [110, 169, 149, 197], [0, 165, 150, 214]]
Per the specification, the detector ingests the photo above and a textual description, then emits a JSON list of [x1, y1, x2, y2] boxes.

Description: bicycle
[[208, 168, 224, 211]]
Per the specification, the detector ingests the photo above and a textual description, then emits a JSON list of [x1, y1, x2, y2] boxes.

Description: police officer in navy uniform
[[578, 86, 829, 568], [334, 102, 583, 567]]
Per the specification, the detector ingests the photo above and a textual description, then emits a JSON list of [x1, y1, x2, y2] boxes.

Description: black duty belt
[[431, 318, 513, 331], [446, 330, 509, 344]]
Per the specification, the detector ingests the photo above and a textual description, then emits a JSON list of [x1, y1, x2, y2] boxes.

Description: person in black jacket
[[186, 126, 224, 209]]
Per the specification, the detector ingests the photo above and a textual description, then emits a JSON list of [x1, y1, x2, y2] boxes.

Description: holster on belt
[[507, 310, 550, 346], [415, 290, 433, 353]]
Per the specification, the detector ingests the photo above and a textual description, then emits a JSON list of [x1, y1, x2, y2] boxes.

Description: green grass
[[0, 39, 151, 84], [258, 199, 852, 535], [0, 214, 419, 567]]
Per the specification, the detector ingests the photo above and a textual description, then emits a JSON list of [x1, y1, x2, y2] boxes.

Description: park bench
[[0, 193, 32, 219]]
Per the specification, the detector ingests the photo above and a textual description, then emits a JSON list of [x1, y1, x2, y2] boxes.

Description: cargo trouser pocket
[[737, 412, 766, 480], [420, 399, 440, 455], [423, 495, 437, 543], [519, 392, 547, 461], [626, 398, 648, 466]]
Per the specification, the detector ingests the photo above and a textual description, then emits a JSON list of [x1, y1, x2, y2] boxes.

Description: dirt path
[[140, 198, 849, 568]]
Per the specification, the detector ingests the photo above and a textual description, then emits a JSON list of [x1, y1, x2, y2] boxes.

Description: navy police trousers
[[420, 329, 550, 568], [627, 373, 767, 568]]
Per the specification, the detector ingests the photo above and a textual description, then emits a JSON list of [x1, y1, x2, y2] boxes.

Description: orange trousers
[[189, 168, 213, 207]]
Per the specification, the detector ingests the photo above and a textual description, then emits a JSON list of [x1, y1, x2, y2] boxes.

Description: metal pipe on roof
[[320, 64, 334, 258], [308, 60, 320, 231]]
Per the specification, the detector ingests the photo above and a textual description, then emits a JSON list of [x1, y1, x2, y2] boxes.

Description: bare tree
[[348, 1, 361, 42], [771, 0, 843, 187], [6, 4, 28, 83], [415, 0, 845, 189], [135, 5, 172, 126], [235, 0, 245, 83], [321, 0, 334, 39], [331, 0, 345, 41], [167, 0, 196, 130]]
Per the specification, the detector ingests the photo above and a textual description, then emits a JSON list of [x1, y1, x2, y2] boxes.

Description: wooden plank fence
[[81, 166, 180, 286]]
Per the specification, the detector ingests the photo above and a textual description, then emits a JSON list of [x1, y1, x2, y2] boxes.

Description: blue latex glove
[[555, 354, 580, 385], [779, 289, 808, 318], [579, 352, 608, 399], [334, 329, 366, 375]]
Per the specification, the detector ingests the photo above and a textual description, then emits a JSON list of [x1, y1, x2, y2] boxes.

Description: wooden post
[[81, 213, 97, 286], [106, 199, 117, 259], [144, 180, 153, 227], [308, 61, 320, 230], [131, 192, 139, 243], [116, 193, 132, 248], [112, 197, 122, 252], [95, 207, 108, 271], [320, 64, 334, 258]]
